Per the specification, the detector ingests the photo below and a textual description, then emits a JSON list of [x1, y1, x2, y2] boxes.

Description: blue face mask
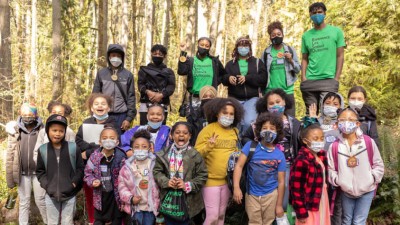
[[148, 121, 162, 129], [260, 130, 277, 143], [237, 47, 250, 57], [268, 105, 285, 114], [93, 113, 109, 121], [311, 14, 325, 26]]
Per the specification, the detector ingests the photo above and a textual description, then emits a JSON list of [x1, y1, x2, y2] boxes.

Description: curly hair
[[254, 112, 284, 144], [255, 88, 293, 115], [267, 21, 284, 36], [171, 121, 193, 135], [231, 35, 253, 62], [130, 129, 152, 147], [86, 93, 113, 114], [203, 97, 244, 127], [151, 44, 167, 56]]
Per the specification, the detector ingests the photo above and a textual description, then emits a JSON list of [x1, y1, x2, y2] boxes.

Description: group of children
[[6, 84, 384, 225]]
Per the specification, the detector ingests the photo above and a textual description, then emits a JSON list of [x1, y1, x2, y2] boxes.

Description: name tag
[[143, 169, 149, 176], [276, 58, 285, 65], [326, 136, 336, 143], [100, 165, 108, 173]]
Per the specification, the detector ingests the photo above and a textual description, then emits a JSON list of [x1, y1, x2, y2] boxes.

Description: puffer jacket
[[118, 154, 160, 216]]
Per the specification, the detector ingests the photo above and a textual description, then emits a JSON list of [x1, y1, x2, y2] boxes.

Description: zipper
[[27, 134, 30, 176], [57, 152, 60, 202]]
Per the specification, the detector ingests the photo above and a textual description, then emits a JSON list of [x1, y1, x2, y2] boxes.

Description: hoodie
[[358, 104, 379, 147], [92, 44, 136, 122]]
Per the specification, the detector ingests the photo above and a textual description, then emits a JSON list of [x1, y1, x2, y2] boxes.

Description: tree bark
[[215, 0, 226, 57], [185, 0, 197, 55], [52, 0, 62, 101], [144, 0, 153, 64], [97, 0, 108, 68], [163, 0, 171, 65], [120, 0, 128, 51], [30, 0, 38, 97], [0, 0, 13, 121]]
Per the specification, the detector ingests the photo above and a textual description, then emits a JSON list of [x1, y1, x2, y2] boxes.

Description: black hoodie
[[358, 104, 379, 147]]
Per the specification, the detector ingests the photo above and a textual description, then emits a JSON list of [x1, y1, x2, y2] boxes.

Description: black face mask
[[152, 56, 164, 66], [271, 36, 284, 45], [22, 117, 36, 125], [197, 47, 209, 56]]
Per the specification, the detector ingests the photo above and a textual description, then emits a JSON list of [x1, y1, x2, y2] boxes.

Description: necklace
[[102, 152, 114, 163], [259, 143, 274, 152], [135, 159, 150, 189]]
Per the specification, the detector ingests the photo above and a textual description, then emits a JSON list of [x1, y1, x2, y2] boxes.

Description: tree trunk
[[185, 0, 197, 55], [30, 0, 38, 97], [52, 0, 62, 101], [144, 0, 153, 64], [163, 0, 171, 65], [215, 0, 226, 57], [131, 0, 137, 74], [251, 0, 263, 54], [209, 0, 219, 55], [0, 0, 13, 121], [120, 0, 128, 51], [97, 0, 108, 68], [197, 0, 207, 37]]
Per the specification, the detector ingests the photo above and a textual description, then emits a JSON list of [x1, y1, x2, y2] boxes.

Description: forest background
[[0, 0, 399, 224]]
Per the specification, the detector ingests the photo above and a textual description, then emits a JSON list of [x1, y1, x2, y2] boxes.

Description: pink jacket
[[118, 154, 160, 216]]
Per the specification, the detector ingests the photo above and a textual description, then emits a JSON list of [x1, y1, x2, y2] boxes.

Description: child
[[233, 112, 286, 225], [328, 108, 384, 225], [290, 124, 330, 225], [34, 101, 76, 154], [195, 98, 244, 225], [154, 122, 208, 225], [347, 86, 379, 146], [36, 114, 84, 225], [121, 104, 170, 156], [84, 126, 127, 224], [118, 129, 160, 225], [5, 103, 47, 225], [76, 93, 117, 224]]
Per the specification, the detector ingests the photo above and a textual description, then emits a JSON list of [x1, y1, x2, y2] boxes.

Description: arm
[[327, 145, 339, 187], [120, 127, 136, 152], [72, 146, 85, 187], [125, 73, 137, 122], [370, 140, 384, 184], [290, 159, 309, 220], [216, 58, 226, 85], [301, 53, 309, 82], [290, 46, 301, 74], [163, 69, 176, 98], [194, 127, 212, 157], [92, 72, 102, 93], [153, 156, 171, 189], [221, 61, 234, 86], [245, 58, 268, 88], [33, 129, 45, 164], [275, 171, 285, 217], [232, 153, 247, 204], [335, 47, 344, 81], [36, 149, 48, 190], [369, 120, 380, 148], [83, 157, 97, 187], [118, 167, 134, 204], [6, 133, 17, 188], [185, 152, 208, 193], [177, 53, 190, 75]]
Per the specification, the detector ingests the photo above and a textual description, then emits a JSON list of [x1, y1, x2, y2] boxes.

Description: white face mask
[[308, 141, 325, 153], [133, 149, 149, 161], [349, 100, 364, 110], [109, 57, 122, 67], [101, 139, 117, 150], [323, 105, 338, 117], [219, 116, 234, 127]]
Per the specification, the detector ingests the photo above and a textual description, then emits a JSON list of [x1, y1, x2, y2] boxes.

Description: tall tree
[[215, 0, 226, 57], [97, 0, 108, 68], [144, 0, 153, 63], [51, 0, 62, 100], [120, 0, 128, 51], [185, 0, 197, 55], [0, 0, 13, 121], [30, 0, 38, 97], [248, 0, 263, 54]]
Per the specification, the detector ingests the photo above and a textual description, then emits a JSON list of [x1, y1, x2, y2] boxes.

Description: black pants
[[300, 78, 339, 114], [285, 93, 296, 117]]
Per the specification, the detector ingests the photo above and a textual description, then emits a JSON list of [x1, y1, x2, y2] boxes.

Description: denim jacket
[[261, 43, 301, 87]]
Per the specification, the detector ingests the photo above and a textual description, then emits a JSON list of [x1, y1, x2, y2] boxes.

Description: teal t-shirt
[[301, 25, 345, 80], [192, 56, 214, 94], [238, 59, 248, 76], [266, 47, 294, 94]]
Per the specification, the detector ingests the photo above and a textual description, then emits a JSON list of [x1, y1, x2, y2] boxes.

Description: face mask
[[338, 121, 358, 134], [271, 36, 283, 45], [101, 139, 117, 150], [349, 100, 364, 110], [311, 14, 325, 25], [174, 141, 190, 150], [268, 105, 285, 114], [134, 149, 149, 161], [237, 47, 250, 57], [22, 117, 36, 125], [219, 116, 234, 127], [308, 141, 325, 153], [93, 113, 109, 121], [323, 105, 338, 117], [110, 57, 122, 67], [197, 47, 209, 56], [148, 121, 162, 129], [152, 56, 164, 66], [260, 130, 277, 143]]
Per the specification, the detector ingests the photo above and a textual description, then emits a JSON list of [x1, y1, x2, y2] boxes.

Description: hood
[[17, 116, 43, 133], [320, 92, 345, 118], [107, 44, 125, 68], [358, 104, 377, 121]]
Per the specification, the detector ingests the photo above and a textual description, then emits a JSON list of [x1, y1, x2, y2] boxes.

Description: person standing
[[93, 44, 136, 134], [300, 2, 345, 114]]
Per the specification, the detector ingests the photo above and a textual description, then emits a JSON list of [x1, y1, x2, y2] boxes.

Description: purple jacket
[[84, 147, 126, 211]]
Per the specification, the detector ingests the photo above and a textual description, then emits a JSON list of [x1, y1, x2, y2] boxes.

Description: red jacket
[[289, 147, 328, 219]]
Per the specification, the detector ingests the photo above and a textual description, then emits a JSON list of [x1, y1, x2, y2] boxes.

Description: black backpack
[[226, 141, 257, 194]]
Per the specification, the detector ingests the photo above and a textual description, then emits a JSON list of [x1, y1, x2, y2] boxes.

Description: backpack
[[227, 141, 257, 194], [39, 142, 77, 172], [329, 134, 374, 215]]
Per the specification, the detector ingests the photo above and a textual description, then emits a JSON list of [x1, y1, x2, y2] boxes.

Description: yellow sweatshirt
[[195, 122, 238, 187]]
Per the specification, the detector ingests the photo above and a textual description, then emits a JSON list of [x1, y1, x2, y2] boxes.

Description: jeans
[[238, 97, 259, 136], [45, 195, 76, 225], [133, 211, 156, 225], [202, 184, 231, 225], [282, 163, 290, 210], [109, 112, 128, 135], [18, 175, 47, 225], [341, 190, 374, 225]]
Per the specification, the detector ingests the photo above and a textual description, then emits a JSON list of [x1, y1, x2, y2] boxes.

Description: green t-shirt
[[266, 47, 294, 94], [192, 56, 214, 94], [301, 25, 345, 80], [238, 59, 248, 76]]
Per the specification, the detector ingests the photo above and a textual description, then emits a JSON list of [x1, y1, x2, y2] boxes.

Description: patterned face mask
[[338, 121, 358, 134]]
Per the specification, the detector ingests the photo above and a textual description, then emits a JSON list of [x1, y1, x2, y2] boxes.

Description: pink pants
[[202, 184, 231, 225]]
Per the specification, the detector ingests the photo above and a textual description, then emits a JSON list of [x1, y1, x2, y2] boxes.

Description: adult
[[223, 36, 267, 133], [93, 44, 136, 134], [138, 44, 175, 125], [177, 37, 226, 115], [261, 21, 301, 117], [300, 2, 345, 114], [6, 103, 47, 225]]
